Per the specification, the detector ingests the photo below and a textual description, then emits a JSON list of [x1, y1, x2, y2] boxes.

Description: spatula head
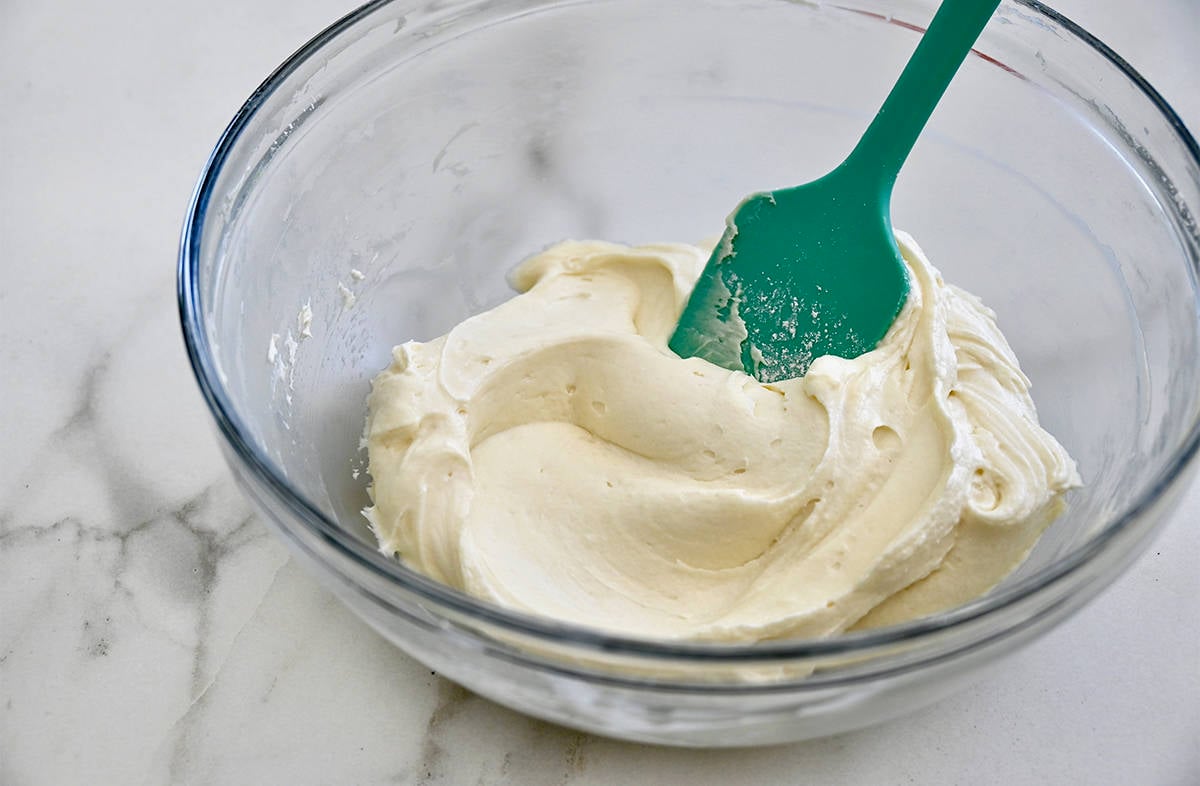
[[669, 177, 909, 383]]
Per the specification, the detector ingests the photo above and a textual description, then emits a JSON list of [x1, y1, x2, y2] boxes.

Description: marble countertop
[[2, 1, 1197, 783]]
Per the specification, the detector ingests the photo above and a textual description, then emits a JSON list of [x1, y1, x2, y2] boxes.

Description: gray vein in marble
[[1, 349, 109, 524], [0, 278, 276, 709], [157, 556, 290, 786], [1, 484, 267, 660], [406, 674, 595, 786], [3, 274, 152, 461], [0, 515, 184, 651], [3, 348, 155, 536], [415, 680, 474, 783], [177, 504, 263, 696]]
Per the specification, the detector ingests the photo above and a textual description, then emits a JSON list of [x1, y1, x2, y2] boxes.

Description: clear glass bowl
[[179, 0, 1200, 745]]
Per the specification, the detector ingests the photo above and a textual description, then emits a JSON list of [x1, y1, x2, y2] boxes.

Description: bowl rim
[[178, 0, 1200, 666]]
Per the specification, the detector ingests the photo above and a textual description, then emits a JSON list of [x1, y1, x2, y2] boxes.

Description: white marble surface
[[2, 1, 1198, 783]]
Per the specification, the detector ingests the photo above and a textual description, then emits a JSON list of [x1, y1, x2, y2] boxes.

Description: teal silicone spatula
[[669, 0, 1001, 383]]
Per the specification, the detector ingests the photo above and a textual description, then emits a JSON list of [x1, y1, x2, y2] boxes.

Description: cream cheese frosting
[[363, 233, 1080, 642]]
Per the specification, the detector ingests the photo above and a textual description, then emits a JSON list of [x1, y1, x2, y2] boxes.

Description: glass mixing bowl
[[179, 0, 1200, 745]]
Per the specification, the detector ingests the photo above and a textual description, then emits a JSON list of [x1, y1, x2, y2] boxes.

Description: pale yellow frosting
[[363, 233, 1080, 642]]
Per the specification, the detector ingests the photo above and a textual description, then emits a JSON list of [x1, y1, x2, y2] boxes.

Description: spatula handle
[[845, 0, 1001, 199]]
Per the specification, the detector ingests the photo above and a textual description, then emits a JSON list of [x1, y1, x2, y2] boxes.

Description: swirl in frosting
[[364, 233, 1079, 641]]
